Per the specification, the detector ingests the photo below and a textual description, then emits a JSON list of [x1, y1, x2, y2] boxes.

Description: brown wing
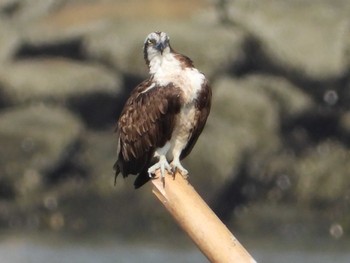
[[114, 79, 183, 187], [180, 80, 212, 160]]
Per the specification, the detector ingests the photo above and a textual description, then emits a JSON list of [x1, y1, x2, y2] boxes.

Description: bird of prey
[[114, 31, 211, 188]]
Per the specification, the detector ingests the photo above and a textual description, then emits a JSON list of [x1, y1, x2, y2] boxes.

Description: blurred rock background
[[0, 0, 349, 242]]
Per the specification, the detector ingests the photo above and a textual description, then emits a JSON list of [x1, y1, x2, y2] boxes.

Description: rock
[[339, 111, 350, 140], [8, 1, 124, 62], [295, 140, 350, 204], [0, 0, 20, 19], [186, 74, 313, 197], [225, 0, 350, 79], [83, 21, 247, 78], [0, 19, 20, 64], [0, 59, 120, 103], [186, 76, 279, 194], [2, 0, 65, 24], [235, 74, 314, 118], [1, 0, 349, 235], [0, 59, 123, 127], [75, 130, 117, 194], [14, 1, 212, 62], [0, 0, 19, 13], [344, 22, 350, 70], [55, 129, 179, 235], [17, 3, 105, 50], [0, 104, 83, 197]]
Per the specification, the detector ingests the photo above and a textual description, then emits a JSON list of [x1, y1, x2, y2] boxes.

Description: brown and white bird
[[114, 31, 211, 188]]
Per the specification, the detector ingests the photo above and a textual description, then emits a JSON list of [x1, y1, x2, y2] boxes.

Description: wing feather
[[115, 80, 182, 180]]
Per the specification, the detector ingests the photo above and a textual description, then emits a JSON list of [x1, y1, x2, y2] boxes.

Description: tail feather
[[133, 170, 150, 189], [113, 161, 121, 186], [114, 154, 153, 188]]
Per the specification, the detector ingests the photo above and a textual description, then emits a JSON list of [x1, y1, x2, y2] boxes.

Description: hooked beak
[[155, 42, 166, 53]]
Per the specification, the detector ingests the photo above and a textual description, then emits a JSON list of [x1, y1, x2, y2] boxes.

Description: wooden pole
[[151, 171, 257, 263]]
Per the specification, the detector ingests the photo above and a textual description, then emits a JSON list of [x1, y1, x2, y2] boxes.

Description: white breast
[[168, 105, 197, 159], [153, 53, 205, 104], [151, 52, 206, 160]]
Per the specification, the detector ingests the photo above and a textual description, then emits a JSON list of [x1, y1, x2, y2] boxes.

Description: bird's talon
[[181, 172, 189, 180], [170, 161, 189, 179], [148, 172, 158, 179], [148, 157, 172, 179]]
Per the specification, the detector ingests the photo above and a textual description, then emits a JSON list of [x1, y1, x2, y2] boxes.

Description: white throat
[[147, 50, 205, 104], [148, 48, 181, 76]]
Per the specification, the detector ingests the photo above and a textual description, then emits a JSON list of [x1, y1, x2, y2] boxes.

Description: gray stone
[[83, 21, 247, 77], [0, 19, 20, 63], [18, 4, 105, 48], [66, 129, 177, 235], [0, 59, 123, 127], [239, 74, 314, 118], [0, 104, 83, 195], [0, 0, 18, 12], [225, 0, 350, 79], [186, 74, 313, 195], [339, 111, 350, 137], [295, 140, 350, 204], [186, 76, 280, 194], [1, 0, 349, 234], [15, 1, 214, 63], [76, 130, 117, 193], [0, 59, 121, 103], [344, 22, 350, 70], [3, 0, 65, 25]]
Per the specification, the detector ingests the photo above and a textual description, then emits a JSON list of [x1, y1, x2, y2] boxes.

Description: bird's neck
[[148, 52, 205, 105], [148, 51, 182, 76]]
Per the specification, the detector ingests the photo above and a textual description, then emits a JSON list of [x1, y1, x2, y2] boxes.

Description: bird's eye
[[147, 39, 155, 45]]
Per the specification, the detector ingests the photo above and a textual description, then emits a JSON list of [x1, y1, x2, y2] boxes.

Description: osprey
[[114, 31, 211, 188]]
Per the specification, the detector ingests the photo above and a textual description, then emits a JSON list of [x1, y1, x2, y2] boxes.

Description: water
[[0, 234, 349, 263], [253, 247, 350, 263], [0, 235, 206, 263]]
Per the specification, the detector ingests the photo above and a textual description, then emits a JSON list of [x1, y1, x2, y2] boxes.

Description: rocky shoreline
[[0, 0, 349, 239]]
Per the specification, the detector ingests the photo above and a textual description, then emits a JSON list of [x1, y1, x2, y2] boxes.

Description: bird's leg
[[148, 155, 172, 179], [170, 155, 189, 179]]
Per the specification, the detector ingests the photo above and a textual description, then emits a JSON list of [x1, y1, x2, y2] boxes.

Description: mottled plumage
[[114, 32, 211, 188]]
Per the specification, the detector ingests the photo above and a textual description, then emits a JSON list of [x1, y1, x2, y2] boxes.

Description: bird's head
[[143, 31, 171, 66]]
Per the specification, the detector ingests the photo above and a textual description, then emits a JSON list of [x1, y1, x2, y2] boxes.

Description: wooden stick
[[151, 171, 257, 263]]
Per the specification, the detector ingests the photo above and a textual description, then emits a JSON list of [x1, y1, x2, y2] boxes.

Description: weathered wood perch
[[151, 171, 257, 263]]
